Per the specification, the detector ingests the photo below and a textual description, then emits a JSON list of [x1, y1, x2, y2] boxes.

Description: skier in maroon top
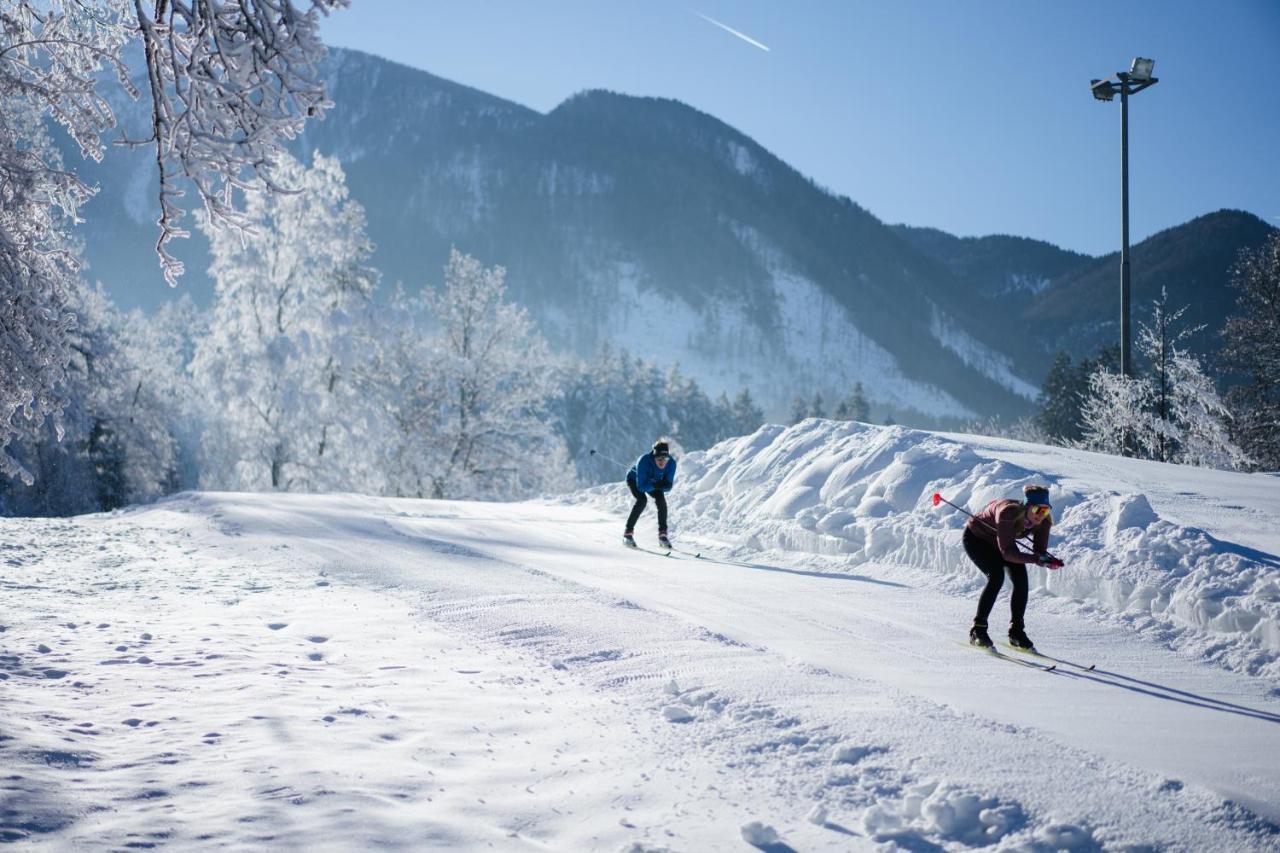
[[964, 484, 1062, 650]]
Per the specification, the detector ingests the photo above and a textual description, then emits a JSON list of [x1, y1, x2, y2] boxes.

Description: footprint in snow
[[307, 636, 328, 644], [267, 623, 288, 631]]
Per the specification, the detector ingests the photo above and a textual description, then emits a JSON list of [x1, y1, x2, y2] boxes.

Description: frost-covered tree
[[555, 345, 653, 484], [1, 0, 343, 485], [1222, 232, 1280, 470], [1080, 293, 1245, 468], [120, 295, 206, 493], [0, 99, 80, 484], [3, 0, 346, 284], [554, 349, 753, 485], [1035, 347, 1119, 446], [1168, 352, 1249, 470], [192, 152, 378, 492], [1078, 368, 1161, 458], [0, 281, 186, 515], [1140, 288, 1200, 462], [388, 249, 567, 500]]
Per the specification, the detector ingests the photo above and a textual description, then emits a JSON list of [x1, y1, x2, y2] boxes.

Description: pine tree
[[1140, 288, 1200, 462], [730, 389, 765, 436], [1035, 352, 1082, 443], [790, 395, 809, 425], [833, 382, 870, 422]]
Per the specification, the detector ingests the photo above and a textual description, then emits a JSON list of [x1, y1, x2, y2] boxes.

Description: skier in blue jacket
[[624, 440, 677, 548]]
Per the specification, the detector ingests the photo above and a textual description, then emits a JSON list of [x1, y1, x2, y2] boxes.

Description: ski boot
[[969, 623, 993, 648], [1008, 627, 1035, 651], [657, 532, 672, 550], [623, 531, 637, 548]]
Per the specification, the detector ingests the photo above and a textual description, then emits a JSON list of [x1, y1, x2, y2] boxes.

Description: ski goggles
[[1027, 503, 1053, 520]]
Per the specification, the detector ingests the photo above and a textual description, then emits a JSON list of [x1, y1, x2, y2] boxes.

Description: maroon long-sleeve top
[[965, 499, 1051, 564]]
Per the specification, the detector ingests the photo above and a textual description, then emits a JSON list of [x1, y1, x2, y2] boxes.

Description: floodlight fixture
[[1129, 57, 1155, 82], [1091, 79, 1116, 101]]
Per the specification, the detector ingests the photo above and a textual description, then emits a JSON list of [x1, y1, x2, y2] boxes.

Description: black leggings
[[963, 529, 1028, 630], [625, 477, 667, 534]]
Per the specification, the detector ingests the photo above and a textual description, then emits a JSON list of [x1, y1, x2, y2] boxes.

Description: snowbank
[[577, 420, 1280, 680]]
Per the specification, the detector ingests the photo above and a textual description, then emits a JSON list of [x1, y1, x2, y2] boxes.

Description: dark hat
[[652, 441, 670, 458], [1023, 484, 1051, 507]]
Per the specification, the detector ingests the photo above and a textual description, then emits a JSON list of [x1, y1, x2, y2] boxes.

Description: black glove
[[1036, 553, 1064, 569]]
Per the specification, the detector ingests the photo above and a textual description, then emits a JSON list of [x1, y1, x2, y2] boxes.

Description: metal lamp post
[[1090, 57, 1158, 379]]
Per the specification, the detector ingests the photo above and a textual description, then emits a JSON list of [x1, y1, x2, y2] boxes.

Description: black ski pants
[[963, 529, 1028, 631], [625, 476, 667, 535]]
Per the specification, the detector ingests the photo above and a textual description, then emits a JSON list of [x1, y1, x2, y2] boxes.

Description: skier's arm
[[660, 458, 677, 492], [996, 511, 1035, 564], [1032, 519, 1051, 556]]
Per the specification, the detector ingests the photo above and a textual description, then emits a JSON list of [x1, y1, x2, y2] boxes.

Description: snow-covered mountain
[[4, 422, 1278, 849], [64, 49, 1275, 424]]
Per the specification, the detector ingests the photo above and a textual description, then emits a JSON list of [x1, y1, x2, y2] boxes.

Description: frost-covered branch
[[127, 0, 347, 284], [1, 0, 346, 482]]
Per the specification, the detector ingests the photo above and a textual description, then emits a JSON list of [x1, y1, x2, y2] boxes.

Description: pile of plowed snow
[[573, 420, 1280, 680]]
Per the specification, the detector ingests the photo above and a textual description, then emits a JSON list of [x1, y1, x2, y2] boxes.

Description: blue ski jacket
[[628, 452, 677, 494]]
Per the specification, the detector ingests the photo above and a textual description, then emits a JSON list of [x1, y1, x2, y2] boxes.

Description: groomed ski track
[[208, 491, 1280, 848]]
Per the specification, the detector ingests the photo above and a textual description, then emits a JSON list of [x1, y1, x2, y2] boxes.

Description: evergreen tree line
[[1029, 232, 1280, 471], [788, 384, 872, 426], [0, 153, 763, 516]]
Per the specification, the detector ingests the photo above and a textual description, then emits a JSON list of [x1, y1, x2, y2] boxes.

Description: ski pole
[[589, 448, 630, 471], [931, 492, 1062, 567]]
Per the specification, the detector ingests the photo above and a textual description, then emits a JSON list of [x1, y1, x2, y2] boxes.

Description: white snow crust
[[3, 422, 1279, 850]]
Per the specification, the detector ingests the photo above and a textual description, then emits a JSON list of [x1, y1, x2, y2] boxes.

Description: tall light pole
[[1090, 57, 1158, 379]]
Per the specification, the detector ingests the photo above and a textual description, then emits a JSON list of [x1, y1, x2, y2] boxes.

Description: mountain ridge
[[61, 47, 1275, 424]]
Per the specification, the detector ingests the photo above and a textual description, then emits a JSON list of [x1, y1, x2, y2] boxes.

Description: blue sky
[[320, 1, 1280, 256]]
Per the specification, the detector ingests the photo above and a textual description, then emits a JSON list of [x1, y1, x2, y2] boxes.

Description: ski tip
[[1046, 665, 1057, 672], [1087, 664, 1096, 671]]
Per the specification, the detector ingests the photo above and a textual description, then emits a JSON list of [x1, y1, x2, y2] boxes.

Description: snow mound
[[862, 780, 1028, 847], [573, 420, 1280, 679], [739, 820, 780, 846], [662, 705, 694, 723]]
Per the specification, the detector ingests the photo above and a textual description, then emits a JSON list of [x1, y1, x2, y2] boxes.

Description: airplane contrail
[[693, 11, 771, 52]]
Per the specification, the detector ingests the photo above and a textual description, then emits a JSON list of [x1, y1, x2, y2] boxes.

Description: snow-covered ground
[[3, 422, 1279, 850]]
